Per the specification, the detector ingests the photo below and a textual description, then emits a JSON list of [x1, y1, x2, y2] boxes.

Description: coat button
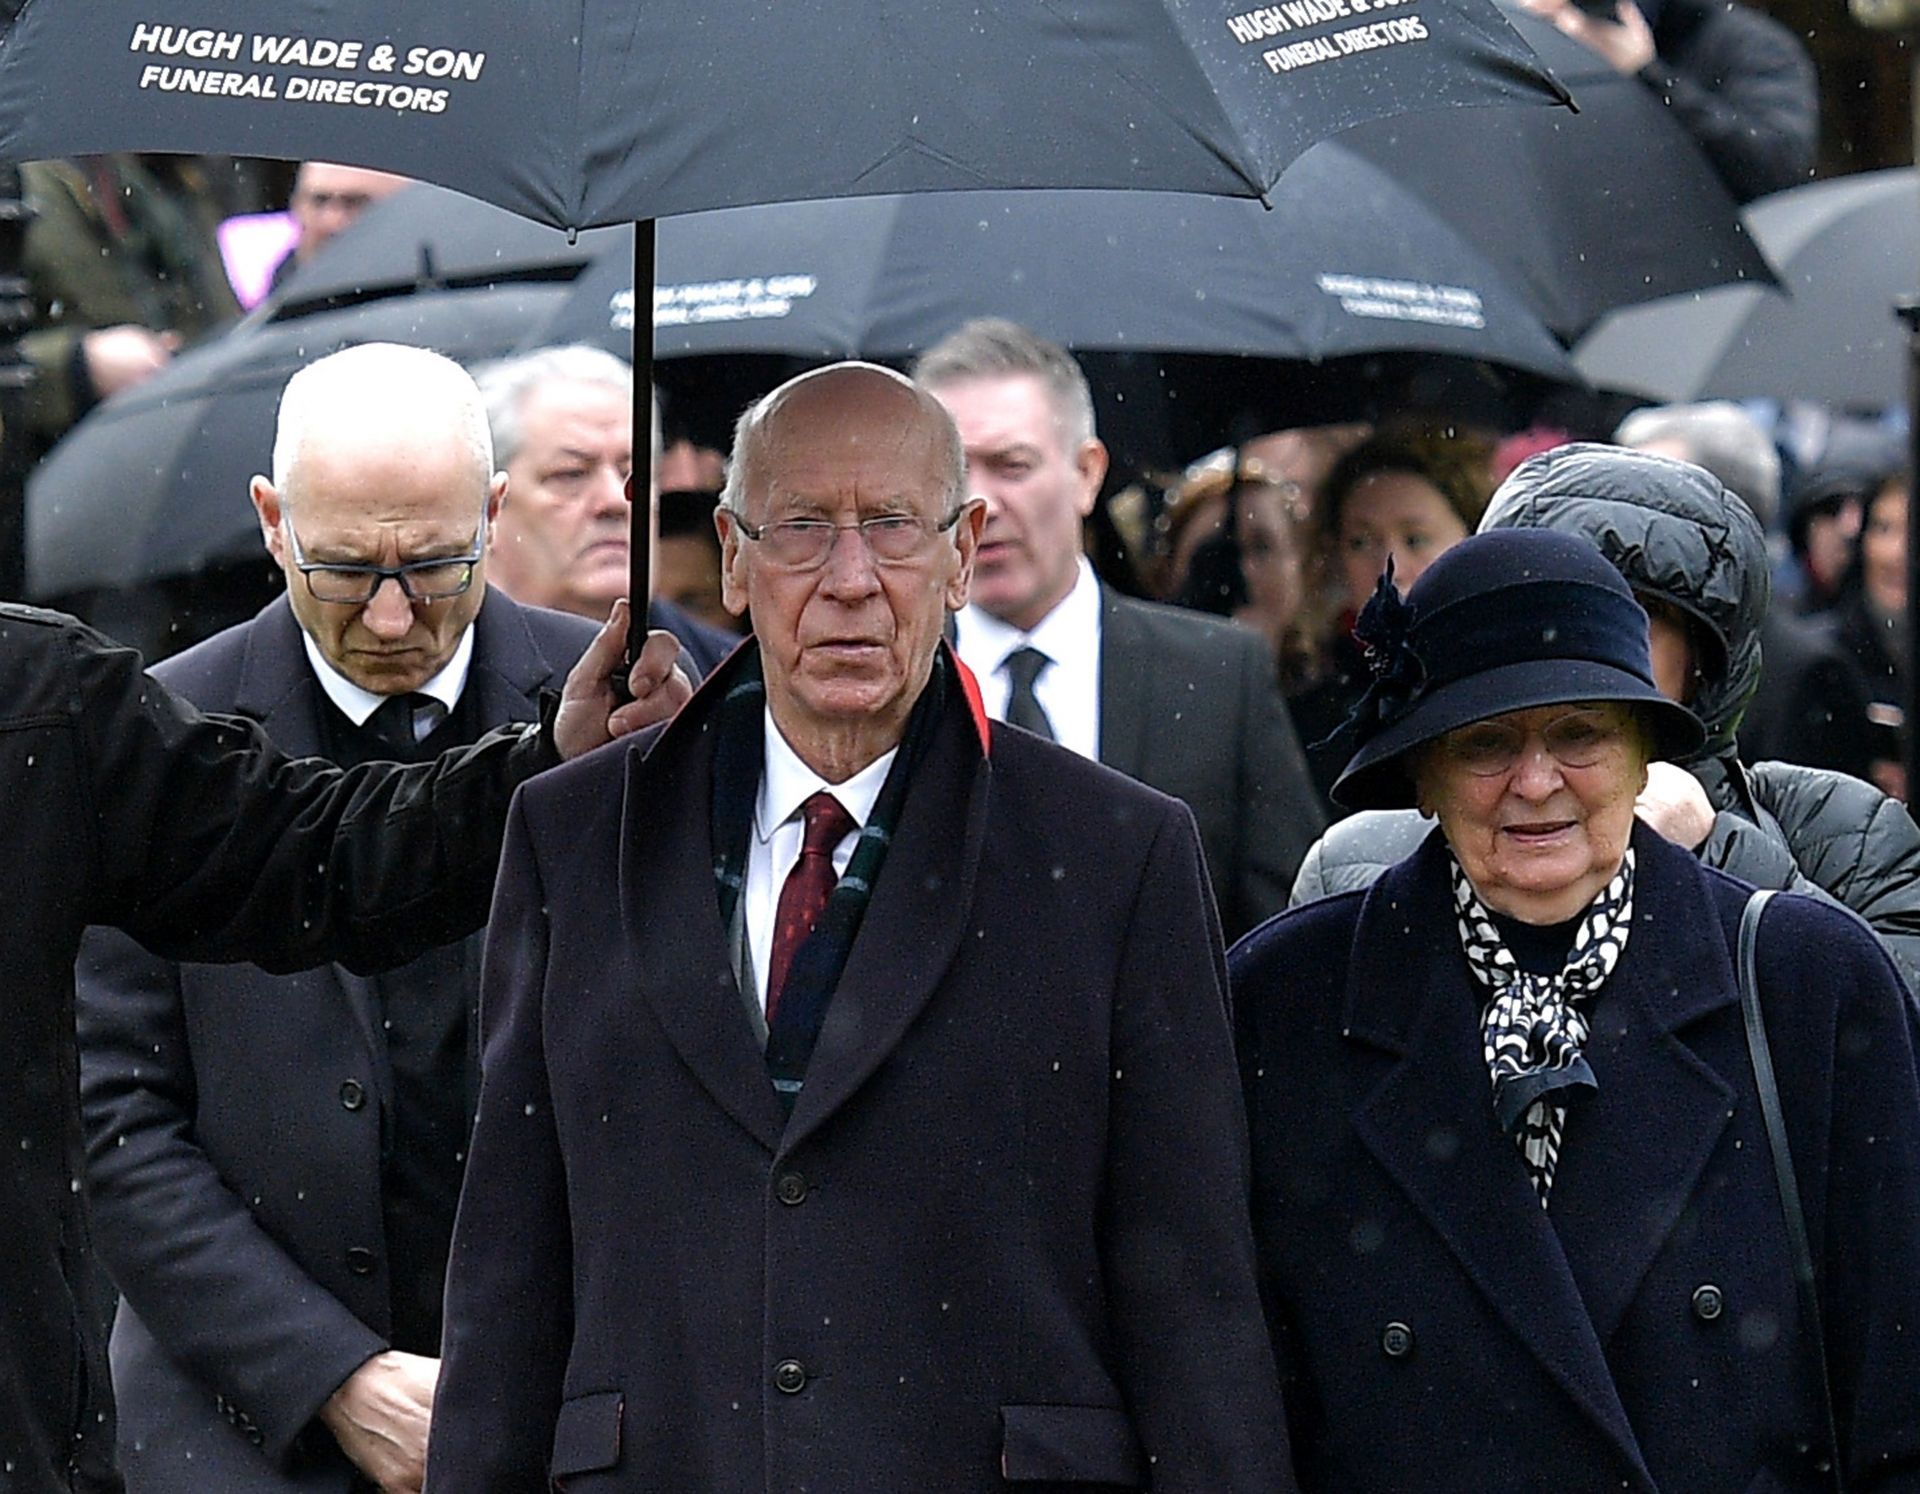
[[338, 1080, 366, 1111], [1692, 1284, 1724, 1322], [773, 1359, 808, 1394], [774, 1172, 808, 1206], [345, 1246, 376, 1277], [1381, 1321, 1415, 1359]]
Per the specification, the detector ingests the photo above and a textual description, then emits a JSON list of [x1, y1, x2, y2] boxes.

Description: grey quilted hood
[[1480, 443, 1766, 761]]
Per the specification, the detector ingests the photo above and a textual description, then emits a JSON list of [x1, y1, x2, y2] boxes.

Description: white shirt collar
[[955, 556, 1101, 676], [300, 620, 477, 728], [754, 707, 895, 846]]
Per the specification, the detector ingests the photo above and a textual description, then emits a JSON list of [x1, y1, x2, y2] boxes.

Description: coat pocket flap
[[550, 1390, 623, 1479], [1000, 1403, 1144, 1484]]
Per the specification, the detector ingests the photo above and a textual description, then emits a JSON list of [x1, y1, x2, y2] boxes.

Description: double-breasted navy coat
[[424, 648, 1293, 1491], [1233, 822, 1920, 1492]]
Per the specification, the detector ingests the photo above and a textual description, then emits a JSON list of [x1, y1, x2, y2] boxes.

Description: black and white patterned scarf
[[1450, 849, 1634, 1207]]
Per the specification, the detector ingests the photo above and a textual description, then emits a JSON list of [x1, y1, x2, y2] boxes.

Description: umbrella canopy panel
[[1573, 168, 1917, 411], [533, 146, 1579, 382], [267, 180, 627, 313], [0, 0, 1566, 229], [1335, 7, 1774, 340], [27, 282, 566, 598]]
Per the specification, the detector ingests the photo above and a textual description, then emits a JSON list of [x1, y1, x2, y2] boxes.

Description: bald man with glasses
[[74, 344, 612, 1494]]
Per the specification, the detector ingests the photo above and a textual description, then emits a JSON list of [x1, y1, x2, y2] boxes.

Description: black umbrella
[[532, 145, 1579, 385], [0, 0, 1570, 662], [1336, 7, 1776, 340], [265, 181, 626, 315], [0, 2, 1567, 230], [1573, 169, 1916, 412], [26, 281, 567, 600]]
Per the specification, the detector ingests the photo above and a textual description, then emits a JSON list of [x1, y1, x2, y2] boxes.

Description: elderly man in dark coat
[[424, 362, 1290, 1492]]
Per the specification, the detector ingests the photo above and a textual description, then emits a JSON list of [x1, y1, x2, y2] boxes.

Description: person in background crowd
[[75, 345, 608, 1494], [267, 162, 413, 293], [657, 488, 741, 637], [914, 318, 1324, 940], [1518, 0, 1817, 202], [1153, 424, 1367, 601], [1781, 421, 1902, 617], [1614, 401, 1875, 779], [424, 362, 1292, 1491], [477, 344, 735, 675], [1286, 425, 1494, 816], [1291, 443, 1920, 994], [1833, 468, 1911, 801], [1239, 524, 1920, 1492], [1172, 448, 1318, 691], [20, 154, 241, 458]]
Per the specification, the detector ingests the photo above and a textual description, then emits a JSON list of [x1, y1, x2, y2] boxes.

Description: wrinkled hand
[[1516, 0, 1656, 73], [82, 325, 180, 399], [553, 599, 693, 760], [319, 1349, 437, 1494], [1635, 759, 1714, 850]]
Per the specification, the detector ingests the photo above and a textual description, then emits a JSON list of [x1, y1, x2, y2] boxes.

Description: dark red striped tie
[[766, 792, 854, 1022]]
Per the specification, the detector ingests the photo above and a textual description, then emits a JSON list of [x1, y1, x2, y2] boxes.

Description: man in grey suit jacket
[[916, 319, 1323, 939], [75, 345, 607, 1494]]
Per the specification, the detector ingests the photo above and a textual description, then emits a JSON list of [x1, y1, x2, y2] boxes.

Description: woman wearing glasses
[[1234, 526, 1920, 1491]]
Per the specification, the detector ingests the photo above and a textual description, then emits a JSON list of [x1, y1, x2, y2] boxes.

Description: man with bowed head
[[425, 362, 1291, 1491], [78, 343, 611, 1494], [0, 406, 687, 1494]]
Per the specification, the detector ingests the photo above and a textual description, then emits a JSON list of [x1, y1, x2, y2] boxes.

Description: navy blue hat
[[1331, 528, 1705, 810]]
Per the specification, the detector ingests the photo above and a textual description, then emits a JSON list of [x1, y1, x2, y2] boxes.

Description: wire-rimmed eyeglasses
[[733, 507, 968, 570], [285, 515, 487, 605]]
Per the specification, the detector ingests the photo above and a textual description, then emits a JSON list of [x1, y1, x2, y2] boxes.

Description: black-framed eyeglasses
[[285, 515, 487, 605], [733, 506, 968, 570]]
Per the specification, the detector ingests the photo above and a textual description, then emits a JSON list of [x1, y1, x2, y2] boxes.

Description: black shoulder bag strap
[[1737, 889, 1847, 1493]]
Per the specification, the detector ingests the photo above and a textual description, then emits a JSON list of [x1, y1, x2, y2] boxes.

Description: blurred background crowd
[[2, 0, 1917, 827]]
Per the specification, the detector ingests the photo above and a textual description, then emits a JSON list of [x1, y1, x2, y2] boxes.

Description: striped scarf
[[1450, 849, 1634, 1206], [711, 647, 950, 1113]]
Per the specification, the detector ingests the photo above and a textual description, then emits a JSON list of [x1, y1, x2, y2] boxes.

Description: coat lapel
[[1345, 837, 1656, 1490], [619, 673, 788, 1153], [1095, 588, 1148, 775], [1540, 828, 1738, 1347], [780, 696, 989, 1153], [460, 592, 567, 726]]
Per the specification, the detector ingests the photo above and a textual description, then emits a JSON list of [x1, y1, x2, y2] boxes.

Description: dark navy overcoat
[[1233, 822, 1920, 1492], [425, 646, 1293, 1491]]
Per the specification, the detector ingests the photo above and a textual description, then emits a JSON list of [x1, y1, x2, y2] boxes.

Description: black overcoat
[[425, 646, 1293, 1492], [0, 604, 553, 1493], [1234, 823, 1920, 1492], [76, 592, 599, 1491]]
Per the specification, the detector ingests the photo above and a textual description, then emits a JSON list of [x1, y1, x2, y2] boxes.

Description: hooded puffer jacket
[[1288, 443, 1920, 993]]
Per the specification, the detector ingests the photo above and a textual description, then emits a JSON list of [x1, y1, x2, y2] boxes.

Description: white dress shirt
[[743, 710, 895, 1016], [300, 624, 476, 742], [953, 556, 1103, 761]]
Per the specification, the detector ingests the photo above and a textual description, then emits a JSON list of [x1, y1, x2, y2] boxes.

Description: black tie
[[365, 693, 434, 759], [1002, 646, 1056, 742]]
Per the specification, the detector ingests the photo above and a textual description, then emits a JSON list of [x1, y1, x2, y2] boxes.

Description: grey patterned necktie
[[1002, 646, 1056, 741]]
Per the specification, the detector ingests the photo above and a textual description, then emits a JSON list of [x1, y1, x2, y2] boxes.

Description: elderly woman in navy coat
[[1234, 527, 1920, 1492]]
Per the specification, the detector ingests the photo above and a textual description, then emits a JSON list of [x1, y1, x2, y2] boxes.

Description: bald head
[[722, 362, 965, 521], [272, 342, 494, 500]]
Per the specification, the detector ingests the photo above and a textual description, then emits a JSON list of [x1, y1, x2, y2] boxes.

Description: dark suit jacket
[[77, 591, 599, 1493], [1234, 823, 1920, 1492], [1736, 610, 1874, 779], [424, 646, 1293, 1492], [1097, 590, 1323, 941]]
